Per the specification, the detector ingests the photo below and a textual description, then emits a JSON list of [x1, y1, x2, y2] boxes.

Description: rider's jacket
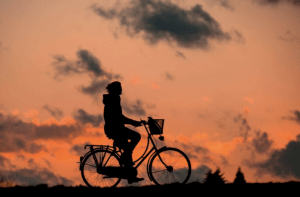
[[103, 94, 138, 139]]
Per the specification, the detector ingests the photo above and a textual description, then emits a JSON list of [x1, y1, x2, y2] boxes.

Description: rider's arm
[[122, 114, 141, 126]]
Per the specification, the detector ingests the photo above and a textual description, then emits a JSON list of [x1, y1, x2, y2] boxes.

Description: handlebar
[[140, 119, 147, 125]]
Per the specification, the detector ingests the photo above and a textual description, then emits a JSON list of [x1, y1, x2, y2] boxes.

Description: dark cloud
[[70, 142, 91, 156], [232, 30, 245, 44], [234, 114, 251, 141], [80, 79, 111, 97], [34, 124, 80, 140], [43, 105, 64, 120], [217, 0, 235, 9], [0, 155, 13, 168], [0, 137, 44, 154], [205, 0, 235, 10], [252, 130, 273, 153], [170, 139, 229, 166], [91, 0, 231, 49], [76, 50, 109, 78], [282, 110, 300, 124], [249, 135, 300, 180], [73, 109, 103, 127], [122, 99, 147, 116], [0, 113, 82, 153], [188, 165, 211, 183], [179, 142, 210, 160], [6, 168, 73, 186], [165, 72, 175, 80], [254, 0, 300, 6], [175, 51, 186, 59], [52, 50, 111, 79], [279, 31, 300, 42], [0, 155, 73, 186], [52, 49, 121, 97]]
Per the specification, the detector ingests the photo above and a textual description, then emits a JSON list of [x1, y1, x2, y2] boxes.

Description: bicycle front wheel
[[81, 149, 121, 188], [149, 147, 191, 185]]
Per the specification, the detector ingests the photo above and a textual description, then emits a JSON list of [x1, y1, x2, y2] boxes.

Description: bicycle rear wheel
[[149, 147, 191, 185], [81, 149, 121, 188]]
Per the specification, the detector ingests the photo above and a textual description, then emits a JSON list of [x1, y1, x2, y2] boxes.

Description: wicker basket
[[148, 117, 164, 135]]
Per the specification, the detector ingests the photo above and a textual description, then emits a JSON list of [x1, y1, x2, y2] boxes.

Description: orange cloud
[[59, 117, 77, 126], [277, 132, 294, 148], [150, 82, 160, 89], [12, 109, 20, 116], [245, 97, 254, 104], [176, 133, 191, 144], [192, 132, 208, 141], [32, 118, 40, 125], [130, 75, 143, 85], [24, 109, 39, 118], [203, 97, 210, 102], [244, 107, 250, 114], [163, 133, 175, 141], [205, 137, 245, 156], [39, 117, 77, 126]]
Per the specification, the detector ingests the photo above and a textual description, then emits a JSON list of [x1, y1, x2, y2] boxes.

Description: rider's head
[[106, 81, 122, 95]]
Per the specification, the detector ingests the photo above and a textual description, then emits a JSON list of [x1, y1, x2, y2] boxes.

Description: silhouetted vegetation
[[204, 168, 226, 185], [233, 167, 246, 184], [36, 184, 48, 188], [1, 181, 300, 197]]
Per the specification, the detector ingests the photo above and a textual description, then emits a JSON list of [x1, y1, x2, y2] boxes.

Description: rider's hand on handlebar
[[140, 120, 147, 125], [133, 121, 142, 127]]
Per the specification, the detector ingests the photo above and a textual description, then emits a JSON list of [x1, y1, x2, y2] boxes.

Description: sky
[[0, 0, 300, 186]]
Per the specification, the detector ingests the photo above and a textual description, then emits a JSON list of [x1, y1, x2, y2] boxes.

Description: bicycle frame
[[134, 121, 168, 169], [79, 120, 169, 181]]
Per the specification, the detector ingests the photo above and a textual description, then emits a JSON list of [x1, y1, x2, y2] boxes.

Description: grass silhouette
[[0, 181, 299, 196]]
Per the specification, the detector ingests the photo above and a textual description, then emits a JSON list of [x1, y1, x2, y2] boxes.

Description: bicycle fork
[[156, 150, 173, 172], [147, 146, 170, 182]]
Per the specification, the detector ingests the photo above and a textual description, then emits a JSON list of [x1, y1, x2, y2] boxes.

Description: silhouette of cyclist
[[103, 81, 144, 184]]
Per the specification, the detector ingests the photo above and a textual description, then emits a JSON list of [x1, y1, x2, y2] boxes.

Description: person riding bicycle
[[103, 81, 144, 184]]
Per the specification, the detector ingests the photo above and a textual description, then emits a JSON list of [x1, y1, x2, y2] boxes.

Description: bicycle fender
[[79, 146, 118, 171]]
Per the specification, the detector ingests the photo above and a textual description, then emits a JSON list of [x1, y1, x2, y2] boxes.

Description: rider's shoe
[[127, 177, 144, 184]]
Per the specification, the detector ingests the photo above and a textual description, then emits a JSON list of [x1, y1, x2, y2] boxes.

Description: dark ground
[[0, 182, 297, 196]]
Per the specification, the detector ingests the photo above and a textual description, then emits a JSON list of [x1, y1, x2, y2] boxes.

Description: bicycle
[[78, 117, 191, 187]]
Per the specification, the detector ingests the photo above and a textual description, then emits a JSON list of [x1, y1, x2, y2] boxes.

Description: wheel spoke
[[81, 149, 121, 188], [84, 163, 97, 168], [150, 148, 191, 185], [151, 169, 168, 173]]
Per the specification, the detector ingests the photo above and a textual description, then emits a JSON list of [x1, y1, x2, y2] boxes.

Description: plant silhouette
[[233, 167, 246, 184], [204, 168, 226, 185]]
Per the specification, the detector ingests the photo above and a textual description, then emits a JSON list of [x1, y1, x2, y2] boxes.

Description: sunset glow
[[1, 0, 300, 186]]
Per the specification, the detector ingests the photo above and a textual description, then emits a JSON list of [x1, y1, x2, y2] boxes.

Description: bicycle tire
[[149, 147, 191, 185], [81, 149, 122, 188]]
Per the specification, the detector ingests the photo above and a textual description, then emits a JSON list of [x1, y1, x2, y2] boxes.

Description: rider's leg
[[122, 127, 141, 153], [113, 129, 144, 184], [114, 128, 141, 167]]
